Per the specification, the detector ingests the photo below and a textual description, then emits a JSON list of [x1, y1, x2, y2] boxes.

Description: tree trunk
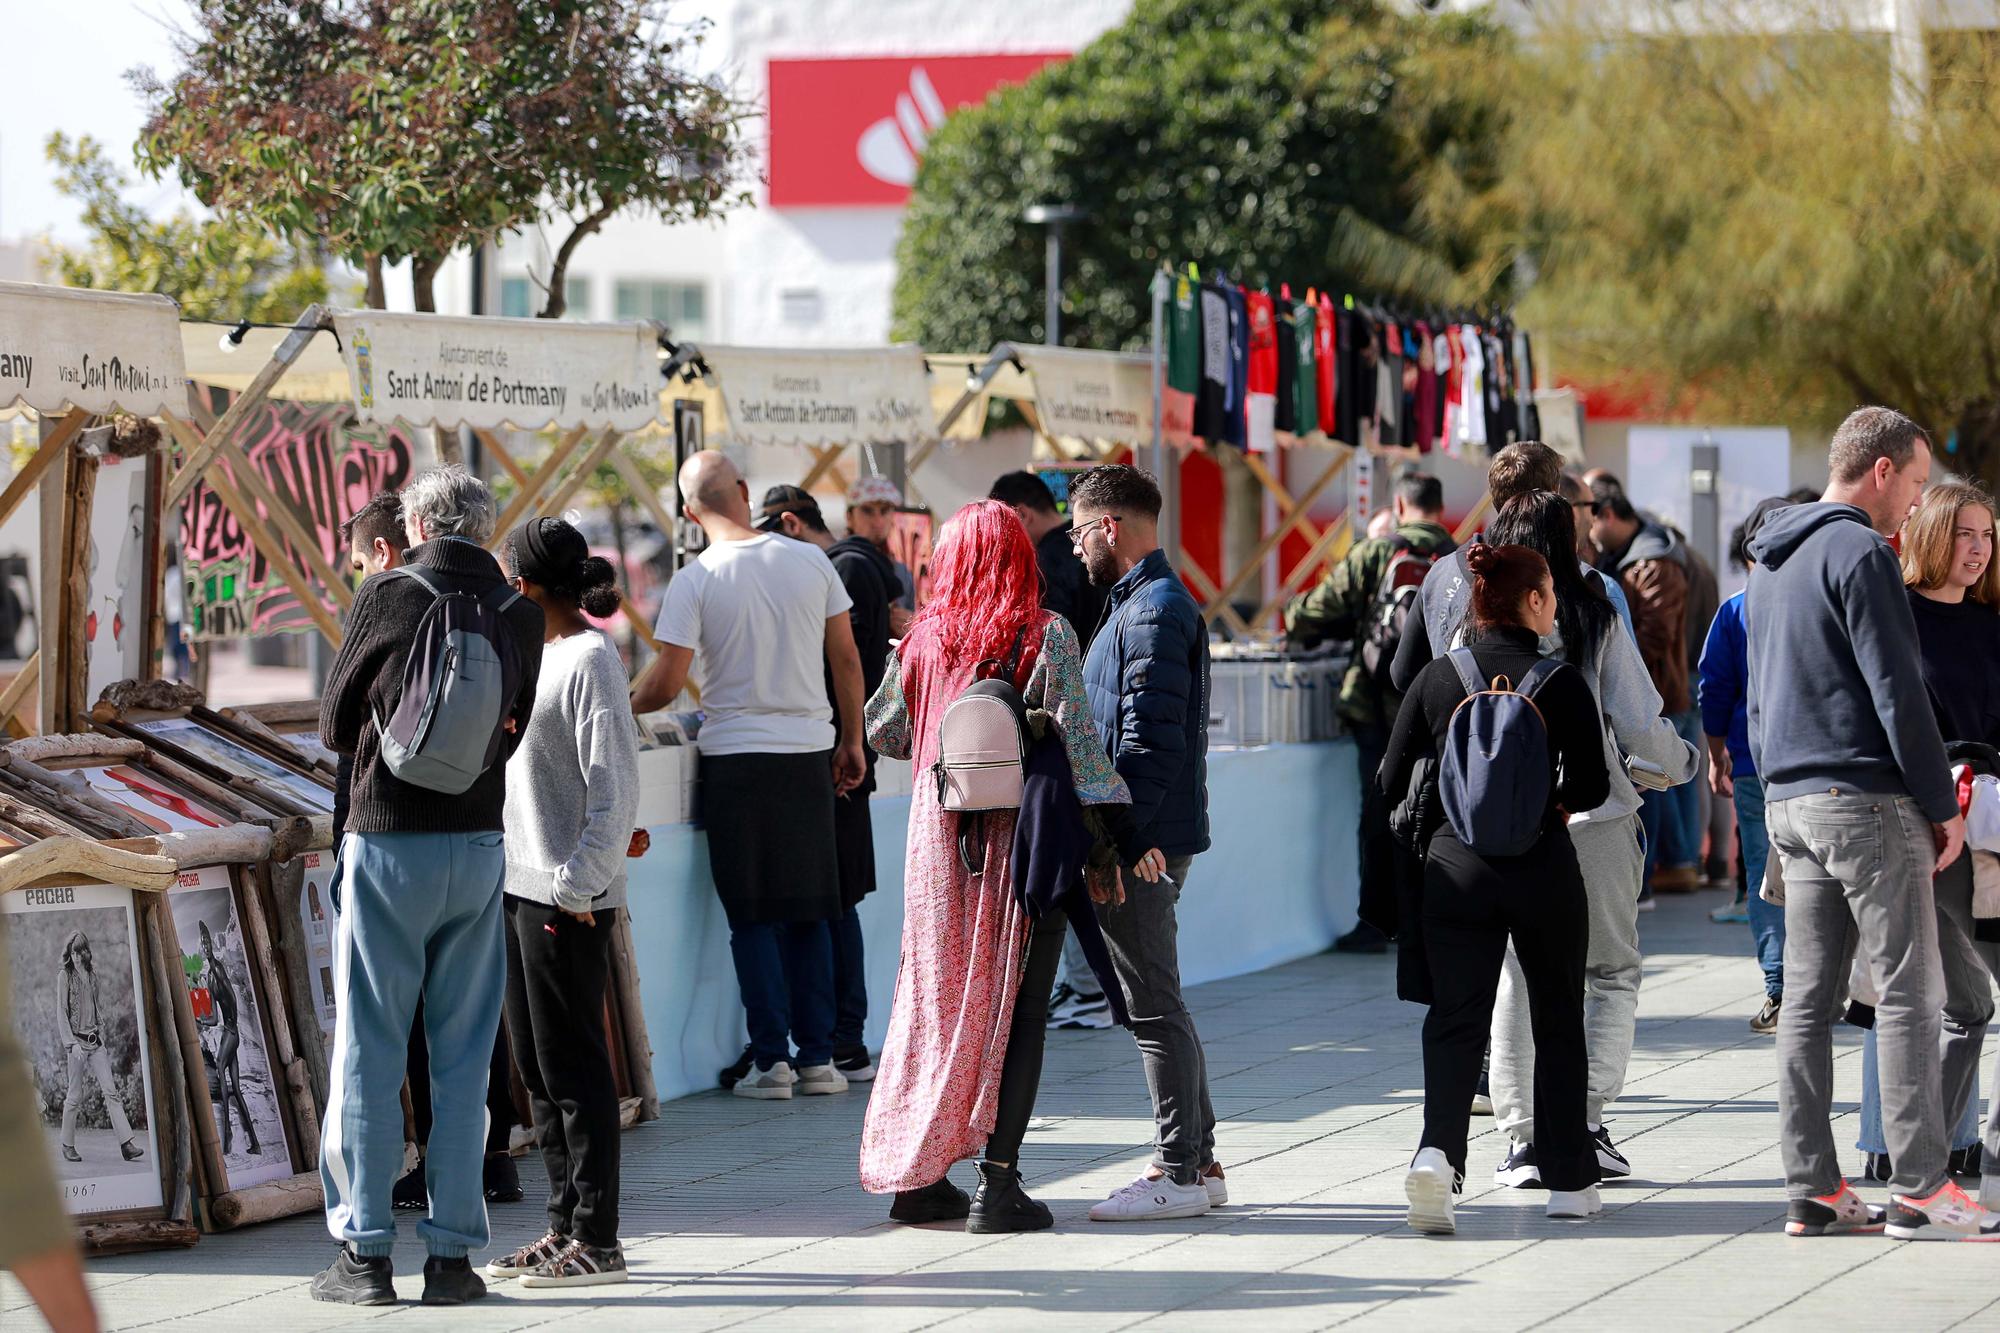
[[364, 254, 386, 310], [539, 205, 619, 319], [399, 254, 463, 464]]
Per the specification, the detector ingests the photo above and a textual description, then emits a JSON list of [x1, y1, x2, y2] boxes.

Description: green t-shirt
[[1167, 272, 1201, 395], [1292, 299, 1319, 434]]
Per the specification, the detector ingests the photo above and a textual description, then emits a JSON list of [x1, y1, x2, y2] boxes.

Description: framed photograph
[[165, 865, 297, 1190], [77, 762, 234, 836], [296, 850, 339, 1052], [131, 717, 334, 817], [1, 881, 163, 1217]]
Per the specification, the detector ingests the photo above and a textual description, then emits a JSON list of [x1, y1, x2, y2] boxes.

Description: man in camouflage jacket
[[1285, 470, 1454, 949]]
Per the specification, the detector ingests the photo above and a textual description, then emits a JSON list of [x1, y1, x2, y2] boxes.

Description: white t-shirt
[[654, 534, 852, 755]]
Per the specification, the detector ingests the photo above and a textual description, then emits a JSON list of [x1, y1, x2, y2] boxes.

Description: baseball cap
[[757, 483, 822, 533], [847, 475, 903, 508]]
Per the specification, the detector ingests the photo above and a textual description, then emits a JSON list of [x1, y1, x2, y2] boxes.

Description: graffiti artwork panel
[[180, 402, 415, 639]]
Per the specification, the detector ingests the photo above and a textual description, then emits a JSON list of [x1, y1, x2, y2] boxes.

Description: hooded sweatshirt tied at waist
[[1602, 520, 1690, 715], [1745, 502, 1956, 823]]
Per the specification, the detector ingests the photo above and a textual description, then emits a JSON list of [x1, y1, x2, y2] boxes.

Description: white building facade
[[435, 0, 1135, 349]]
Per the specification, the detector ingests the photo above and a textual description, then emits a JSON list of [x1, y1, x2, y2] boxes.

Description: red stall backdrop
[[768, 54, 1069, 207]]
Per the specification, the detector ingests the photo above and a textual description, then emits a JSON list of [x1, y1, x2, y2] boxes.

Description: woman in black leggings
[[1381, 543, 1610, 1234]]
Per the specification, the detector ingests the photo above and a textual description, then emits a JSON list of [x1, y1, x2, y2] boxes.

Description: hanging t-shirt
[[1164, 271, 1201, 441], [1376, 320, 1401, 444], [1292, 299, 1319, 435], [1314, 292, 1338, 435], [655, 534, 852, 755], [1243, 288, 1278, 451], [1457, 324, 1487, 452], [1412, 320, 1438, 452], [1274, 299, 1299, 435], [1439, 326, 1463, 455], [1516, 329, 1541, 441], [1223, 281, 1249, 449], [1196, 279, 1231, 445]]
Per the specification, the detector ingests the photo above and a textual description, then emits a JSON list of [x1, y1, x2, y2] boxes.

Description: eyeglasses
[[1071, 514, 1116, 546]]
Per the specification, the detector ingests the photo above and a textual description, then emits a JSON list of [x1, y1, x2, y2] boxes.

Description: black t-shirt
[[1037, 524, 1108, 650], [1907, 588, 2000, 750]]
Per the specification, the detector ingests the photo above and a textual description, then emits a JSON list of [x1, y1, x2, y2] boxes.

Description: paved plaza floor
[[9, 888, 2000, 1331]]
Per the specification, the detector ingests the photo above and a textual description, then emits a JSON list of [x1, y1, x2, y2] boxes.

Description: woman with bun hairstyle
[[1380, 543, 1611, 1234], [487, 517, 641, 1288]]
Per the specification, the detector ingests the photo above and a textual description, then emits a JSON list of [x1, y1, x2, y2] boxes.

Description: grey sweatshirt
[[1746, 503, 1955, 822], [1406, 551, 1693, 823], [502, 630, 643, 913]]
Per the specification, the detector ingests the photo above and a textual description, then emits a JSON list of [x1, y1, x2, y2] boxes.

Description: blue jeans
[[321, 831, 507, 1259], [1734, 776, 1783, 998], [1859, 1027, 1982, 1155], [728, 918, 836, 1070], [831, 906, 867, 1049]]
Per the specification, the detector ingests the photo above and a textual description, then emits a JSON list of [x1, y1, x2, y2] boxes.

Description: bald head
[[679, 450, 750, 527]]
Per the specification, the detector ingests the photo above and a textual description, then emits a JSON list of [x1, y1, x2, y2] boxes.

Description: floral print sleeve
[[865, 649, 914, 760], [1028, 614, 1130, 806]]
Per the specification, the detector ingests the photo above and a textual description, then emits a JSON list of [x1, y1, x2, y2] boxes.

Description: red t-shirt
[[1314, 292, 1337, 429]]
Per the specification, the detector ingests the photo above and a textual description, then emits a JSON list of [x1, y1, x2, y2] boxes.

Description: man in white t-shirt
[[631, 451, 867, 1099]]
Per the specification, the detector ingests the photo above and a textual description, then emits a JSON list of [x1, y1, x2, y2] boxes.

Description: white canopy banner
[[329, 310, 662, 432], [1016, 346, 1155, 446], [0, 282, 188, 419], [700, 345, 936, 448]]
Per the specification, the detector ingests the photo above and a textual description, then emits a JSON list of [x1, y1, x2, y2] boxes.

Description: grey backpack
[[1437, 648, 1561, 857], [372, 566, 526, 795]]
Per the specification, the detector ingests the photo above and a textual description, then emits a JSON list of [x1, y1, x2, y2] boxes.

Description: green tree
[[1409, 0, 2000, 485], [41, 133, 331, 323], [133, 0, 751, 317], [892, 0, 1500, 354]]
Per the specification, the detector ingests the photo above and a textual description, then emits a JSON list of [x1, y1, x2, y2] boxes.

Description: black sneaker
[[421, 1255, 487, 1305], [1591, 1125, 1632, 1179], [718, 1043, 755, 1090], [392, 1163, 428, 1210], [484, 1150, 523, 1204], [834, 1043, 877, 1082], [1494, 1141, 1542, 1189], [1863, 1151, 1893, 1184], [1950, 1145, 1983, 1180], [1333, 922, 1390, 954], [966, 1161, 1053, 1233], [311, 1245, 396, 1306], [890, 1176, 972, 1224]]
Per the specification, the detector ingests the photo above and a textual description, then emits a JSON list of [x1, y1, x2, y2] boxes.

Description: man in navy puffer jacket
[[1068, 465, 1221, 1223]]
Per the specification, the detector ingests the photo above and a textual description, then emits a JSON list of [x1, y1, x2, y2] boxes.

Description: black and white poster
[[167, 866, 293, 1189], [1, 882, 162, 1216], [297, 851, 339, 1051]]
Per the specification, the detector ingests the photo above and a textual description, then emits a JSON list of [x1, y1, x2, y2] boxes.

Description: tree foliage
[[133, 0, 751, 314], [1411, 0, 2000, 484], [41, 133, 331, 323], [892, 0, 1501, 354]]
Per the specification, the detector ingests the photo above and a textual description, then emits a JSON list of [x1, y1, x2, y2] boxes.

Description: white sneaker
[[1547, 1186, 1603, 1220], [731, 1061, 796, 1100], [1405, 1148, 1457, 1235], [1202, 1163, 1228, 1206], [1089, 1174, 1212, 1222], [795, 1063, 849, 1096], [1887, 1180, 2000, 1241]]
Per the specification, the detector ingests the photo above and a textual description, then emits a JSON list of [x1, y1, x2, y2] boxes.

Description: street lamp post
[[1023, 203, 1089, 345]]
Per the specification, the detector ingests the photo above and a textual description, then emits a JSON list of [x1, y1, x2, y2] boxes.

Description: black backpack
[[1358, 537, 1438, 691]]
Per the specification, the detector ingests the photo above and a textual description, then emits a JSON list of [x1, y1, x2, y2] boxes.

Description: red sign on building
[[768, 54, 1070, 208]]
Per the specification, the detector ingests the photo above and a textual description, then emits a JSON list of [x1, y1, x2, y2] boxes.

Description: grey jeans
[[1491, 812, 1645, 1140], [1769, 791, 1947, 1200], [1933, 851, 2000, 1160], [1093, 855, 1216, 1186]]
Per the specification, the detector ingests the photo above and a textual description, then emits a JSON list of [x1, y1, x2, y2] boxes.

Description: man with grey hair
[[314, 465, 545, 1305], [1748, 406, 1994, 1240], [633, 451, 865, 1101]]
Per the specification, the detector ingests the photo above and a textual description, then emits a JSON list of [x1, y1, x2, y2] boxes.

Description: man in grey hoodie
[[1747, 405, 1994, 1241]]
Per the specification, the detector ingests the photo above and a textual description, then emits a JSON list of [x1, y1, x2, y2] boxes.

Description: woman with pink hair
[[861, 500, 1159, 1231]]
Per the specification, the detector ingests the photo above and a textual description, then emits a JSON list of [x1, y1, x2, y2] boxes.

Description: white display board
[[701, 345, 935, 448], [1627, 426, 1792, 600], [0, 282, 188, 420], [331, 310, 661, 433]]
